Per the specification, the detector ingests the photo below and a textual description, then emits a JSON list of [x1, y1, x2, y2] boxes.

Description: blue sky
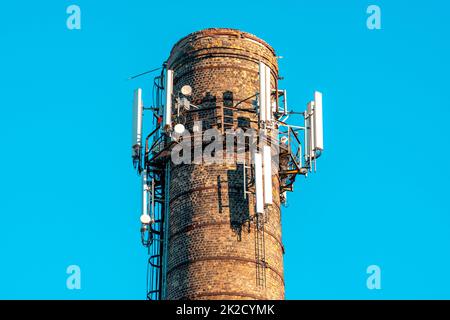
[[0, 1, 449, 299]]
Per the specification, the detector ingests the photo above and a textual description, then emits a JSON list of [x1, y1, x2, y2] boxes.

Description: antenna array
[[130, 58, 325, 298]]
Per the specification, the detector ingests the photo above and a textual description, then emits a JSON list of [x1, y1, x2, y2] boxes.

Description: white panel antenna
[[306, 101, 314, 159], [283, 89, 288, 115], [165, 69, 174, 129], [254, 152, 264, 214], [263, 145, 273, 205], [132, 88, 143, 157], [258, 62, 266, 122], [265, 64, 272, 122], [313, 91, 324, 151], [141, 170, 149, 222]]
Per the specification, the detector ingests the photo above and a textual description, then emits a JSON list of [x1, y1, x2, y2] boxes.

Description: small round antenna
[[174, 123, 186, 134], [140, 214, 151, 225], [181, 85, 192, 96]]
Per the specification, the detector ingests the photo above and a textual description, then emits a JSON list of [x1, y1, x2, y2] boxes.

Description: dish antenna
[[174, 123, 186, 135], [181, 85, 192, 96], [140, 214, 151, 225]]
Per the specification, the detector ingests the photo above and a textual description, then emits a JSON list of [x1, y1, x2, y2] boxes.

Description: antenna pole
[[128, 66, 163, 80]]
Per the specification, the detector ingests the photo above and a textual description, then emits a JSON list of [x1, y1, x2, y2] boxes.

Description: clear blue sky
[[0, 0, 449, 299]]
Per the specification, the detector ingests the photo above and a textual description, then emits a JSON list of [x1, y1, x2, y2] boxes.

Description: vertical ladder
[[243, 136, 267, 287], [160, 161, 171, 299], [145, 170, 165, 300], [255, 212, 266, 287], [222, 91, 235, 133]]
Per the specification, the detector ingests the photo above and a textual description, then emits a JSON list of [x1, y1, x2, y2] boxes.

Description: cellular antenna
[[164, 69, 174, 131], [254, 151, 265, 214], [132, 88, 143, 170], [265, 64, 272, 123], [259, 62, 266, 123], [313, 91, 324, 151], [141, 170, 150, 223], [263, 145, 273, 205]]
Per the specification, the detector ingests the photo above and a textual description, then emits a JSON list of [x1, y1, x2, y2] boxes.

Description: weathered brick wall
[[165, 28, 284, 300]]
